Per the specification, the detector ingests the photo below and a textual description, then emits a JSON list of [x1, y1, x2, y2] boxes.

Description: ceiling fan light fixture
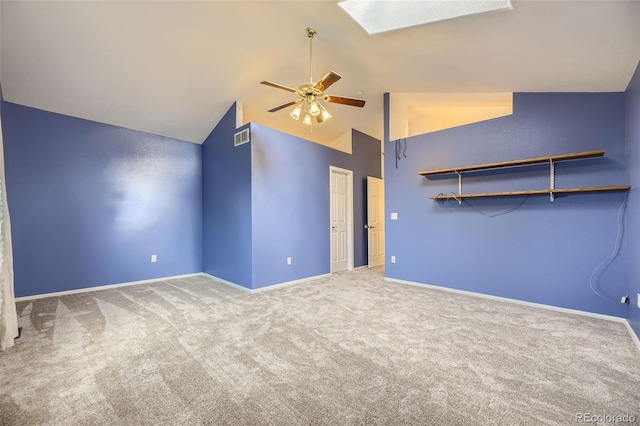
[[290, 105, 302, 120], [321, 106, 332, 121], [303, 114, 312, 126], [309, 101, 321, 117]]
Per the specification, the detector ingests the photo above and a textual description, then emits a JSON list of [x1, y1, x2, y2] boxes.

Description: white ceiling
[[1, 1, 639, 146]]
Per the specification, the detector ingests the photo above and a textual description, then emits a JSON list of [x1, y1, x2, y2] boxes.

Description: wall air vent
[[234, 128, 250, 147]]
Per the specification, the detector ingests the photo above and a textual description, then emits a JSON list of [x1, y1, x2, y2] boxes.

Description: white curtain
[[0, 112, 18, 350]]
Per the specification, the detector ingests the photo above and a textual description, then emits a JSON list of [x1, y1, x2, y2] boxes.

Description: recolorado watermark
[[575, 413, 637, 423]]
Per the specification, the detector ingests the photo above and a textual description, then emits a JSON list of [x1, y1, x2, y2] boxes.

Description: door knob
[[332, 226, 337, 229]]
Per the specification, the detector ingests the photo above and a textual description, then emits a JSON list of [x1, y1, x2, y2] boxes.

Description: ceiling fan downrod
[[306, 27, 316, 83]]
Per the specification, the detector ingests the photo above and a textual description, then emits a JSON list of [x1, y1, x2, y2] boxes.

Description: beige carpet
[[1, 268, 639, 425]]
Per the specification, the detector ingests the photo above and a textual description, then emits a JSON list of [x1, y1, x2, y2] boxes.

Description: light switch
[[390, 212, 398, 220]]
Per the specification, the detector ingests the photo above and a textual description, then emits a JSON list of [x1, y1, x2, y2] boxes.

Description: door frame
[[329, 166, 354, 273]]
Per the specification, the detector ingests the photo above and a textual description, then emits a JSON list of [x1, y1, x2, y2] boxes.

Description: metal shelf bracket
[[456, 171, 462, 204], [549, 159, 555, 202]]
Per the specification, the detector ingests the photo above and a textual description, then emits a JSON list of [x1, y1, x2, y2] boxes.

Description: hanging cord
[[589, 192, 628, 304], [462, 196, 529, 217], [395, 138, 407, 169], [395, 139, 399, 168], [437, 192, 529, 217]]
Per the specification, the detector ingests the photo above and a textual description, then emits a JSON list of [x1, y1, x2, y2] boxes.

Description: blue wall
[[385, 93, 628, 317], [250, 125, 381, 289], [201, 104, 253, 288], [626, 61, 640, 338], [2, 103, 202, 297], [2, 97, 379, 296]]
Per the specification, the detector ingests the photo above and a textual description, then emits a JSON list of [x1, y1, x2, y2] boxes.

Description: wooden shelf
[[421, 149, 628, 203], [429, 185, 629, 200], [418, 150, 605, 176]]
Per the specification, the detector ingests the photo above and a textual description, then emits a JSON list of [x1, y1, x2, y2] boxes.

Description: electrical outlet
[[391, 212, 398, 220], [151, 254, 157, 263], [287, 257, 292, 265], [391, 256, 396, 264], [621, 296, 629, 304]]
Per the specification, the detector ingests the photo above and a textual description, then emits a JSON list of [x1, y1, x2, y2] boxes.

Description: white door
[[367, 176, 385, 267], [331, 169, 349, 272]]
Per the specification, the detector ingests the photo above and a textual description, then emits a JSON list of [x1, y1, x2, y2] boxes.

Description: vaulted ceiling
[[1, 1, 639, 146]]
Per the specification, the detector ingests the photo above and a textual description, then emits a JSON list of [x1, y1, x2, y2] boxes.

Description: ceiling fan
[[260, 27, 365, 126]]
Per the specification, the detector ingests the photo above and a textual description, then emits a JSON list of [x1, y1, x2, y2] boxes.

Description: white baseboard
[[204, 273, 332, 293], [384, 277, 626, 324], [201, 274, 251, 292], [16, 270, 334, 301], [624, 320, 640, 352], [15, 273, 205, 301], [386, 276, 640, 352], [252, 273, 331, 292]]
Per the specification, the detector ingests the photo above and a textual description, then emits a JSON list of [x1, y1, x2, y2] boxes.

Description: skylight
[[338, 0, 513, 35]]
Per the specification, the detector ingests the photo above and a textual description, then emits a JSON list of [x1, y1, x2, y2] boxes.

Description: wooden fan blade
[[314, 71, 341, 92], [260, 81, 299, 94], [268, 100, 299, 113], [323, 95, 366, 108]]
